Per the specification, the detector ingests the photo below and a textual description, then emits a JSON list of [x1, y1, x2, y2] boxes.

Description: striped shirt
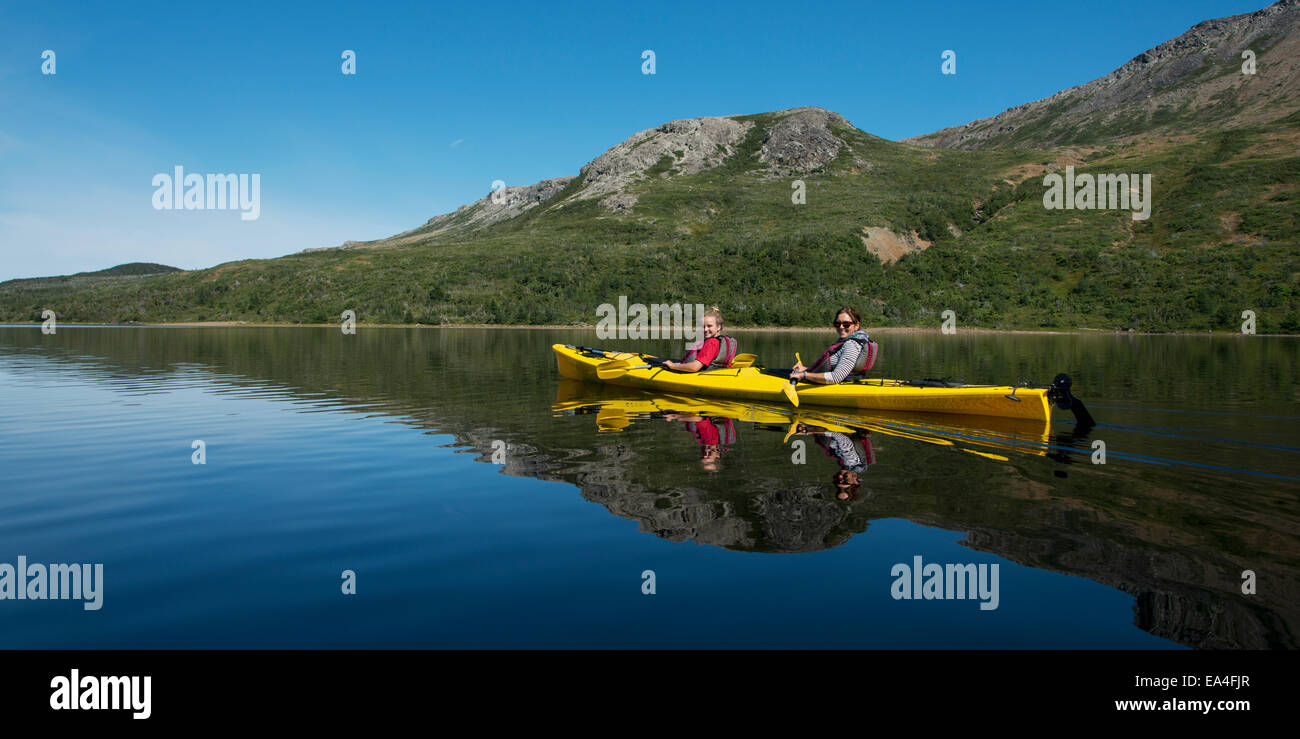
[[823, 339, 863, 384], [823, 432, 865, 471]]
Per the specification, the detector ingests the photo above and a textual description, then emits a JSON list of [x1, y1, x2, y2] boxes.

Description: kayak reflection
[[552, 379, 1062, 554], [553, 379, 1053, 470]]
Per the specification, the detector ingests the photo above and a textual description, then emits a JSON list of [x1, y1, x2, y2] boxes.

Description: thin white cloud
[[449, 138, 466, 149]]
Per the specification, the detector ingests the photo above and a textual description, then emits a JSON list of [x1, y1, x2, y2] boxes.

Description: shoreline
[[1, 321, 1293, 337]]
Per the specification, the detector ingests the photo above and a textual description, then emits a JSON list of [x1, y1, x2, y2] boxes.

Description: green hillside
[[3, 2, 1298, 333], [2, 111, 1295, 332]]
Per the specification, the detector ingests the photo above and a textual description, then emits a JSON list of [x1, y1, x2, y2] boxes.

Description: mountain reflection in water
[[1, 326, 1295, 649]]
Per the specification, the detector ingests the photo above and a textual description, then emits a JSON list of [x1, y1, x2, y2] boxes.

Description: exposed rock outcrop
[[860, 226, 933, 264], [420, 176, 576, 237], [757, 106, 848, 175], [397, 106, 858, 231]]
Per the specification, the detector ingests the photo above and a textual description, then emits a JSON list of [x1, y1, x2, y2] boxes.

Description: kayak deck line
[[554, 343, 1055, 422]]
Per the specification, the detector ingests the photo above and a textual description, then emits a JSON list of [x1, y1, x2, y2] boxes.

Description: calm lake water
[[0, 326, 1296, 649]]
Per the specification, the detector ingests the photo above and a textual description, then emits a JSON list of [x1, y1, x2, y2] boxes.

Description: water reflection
[[2, 326, 1296, 649], [549, 380, 1296, 648], [552, 379, 1068, 541]]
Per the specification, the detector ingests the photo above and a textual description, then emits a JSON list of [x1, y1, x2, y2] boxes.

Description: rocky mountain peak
[[558, 105, 853, 212], [906, 0, 1300, 149], [569, 114, 753, 212], [395, 106, 861, 235]]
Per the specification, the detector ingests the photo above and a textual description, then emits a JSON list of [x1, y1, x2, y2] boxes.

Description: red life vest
[[687, 417, 737, 446], [681, 335, 738, 370], [809, 332, 878, 377]]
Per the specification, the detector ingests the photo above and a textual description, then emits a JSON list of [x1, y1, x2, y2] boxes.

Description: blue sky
[[0, 0, 1272, 280]]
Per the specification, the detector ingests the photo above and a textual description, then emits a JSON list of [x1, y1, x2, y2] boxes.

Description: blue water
[[2, 327, 1296, 648]]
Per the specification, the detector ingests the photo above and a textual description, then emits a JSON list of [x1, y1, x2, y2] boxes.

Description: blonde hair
[[704, 305, 724, 328]]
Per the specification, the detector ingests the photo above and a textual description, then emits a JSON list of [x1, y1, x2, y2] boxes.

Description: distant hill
[[1, 2, 1296, 332], [905, 0, 1300, 149], [0, 263, 183, 321], [82, 262, 183, 278], [1, 262, 181, 289]]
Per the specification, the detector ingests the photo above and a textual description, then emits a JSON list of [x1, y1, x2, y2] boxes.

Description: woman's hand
[[789, 361, 806, 381]]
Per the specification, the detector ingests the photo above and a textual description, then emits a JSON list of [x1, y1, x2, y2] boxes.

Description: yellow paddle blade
[[783, 352, 802, 407], [782, 381, 799, 407], [595, 359, 632, 380], [782, 421, 799, 444], [596, 408, 631, 431]]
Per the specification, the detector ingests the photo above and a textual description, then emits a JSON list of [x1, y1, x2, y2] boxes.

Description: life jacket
[[809, 330, 878, 377], [681, 335, 738, 370], [686, 417, 737, 446], [816, 431, 875, 473]]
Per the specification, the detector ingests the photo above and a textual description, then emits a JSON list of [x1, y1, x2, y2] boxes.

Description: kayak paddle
[[780, 353, 801, 407], [597, 359, 649, 380], [595, 356, 670, 380], [595, 408, 631, 431], [783, 421, 799, 444]]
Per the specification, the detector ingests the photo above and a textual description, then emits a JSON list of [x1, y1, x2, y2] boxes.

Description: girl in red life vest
[[790, 306, 878, 384], [663, 413, 736, 472], [663, 306, 738, 372]]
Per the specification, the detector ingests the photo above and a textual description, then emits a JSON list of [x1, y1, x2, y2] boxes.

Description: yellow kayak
[[552, 380, 1051, 459], [553, 343, 1054, 422]]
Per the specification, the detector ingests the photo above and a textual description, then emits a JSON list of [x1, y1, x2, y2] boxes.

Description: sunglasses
[[832, 320, 856, 328]]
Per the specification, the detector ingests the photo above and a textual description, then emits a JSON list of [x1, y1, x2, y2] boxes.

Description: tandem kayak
[[552, 379, 1052, 459], [553, 343, 1065, 423]]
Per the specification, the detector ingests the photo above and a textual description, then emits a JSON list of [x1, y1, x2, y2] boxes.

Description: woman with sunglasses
[[790, 307, 876, 384]]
